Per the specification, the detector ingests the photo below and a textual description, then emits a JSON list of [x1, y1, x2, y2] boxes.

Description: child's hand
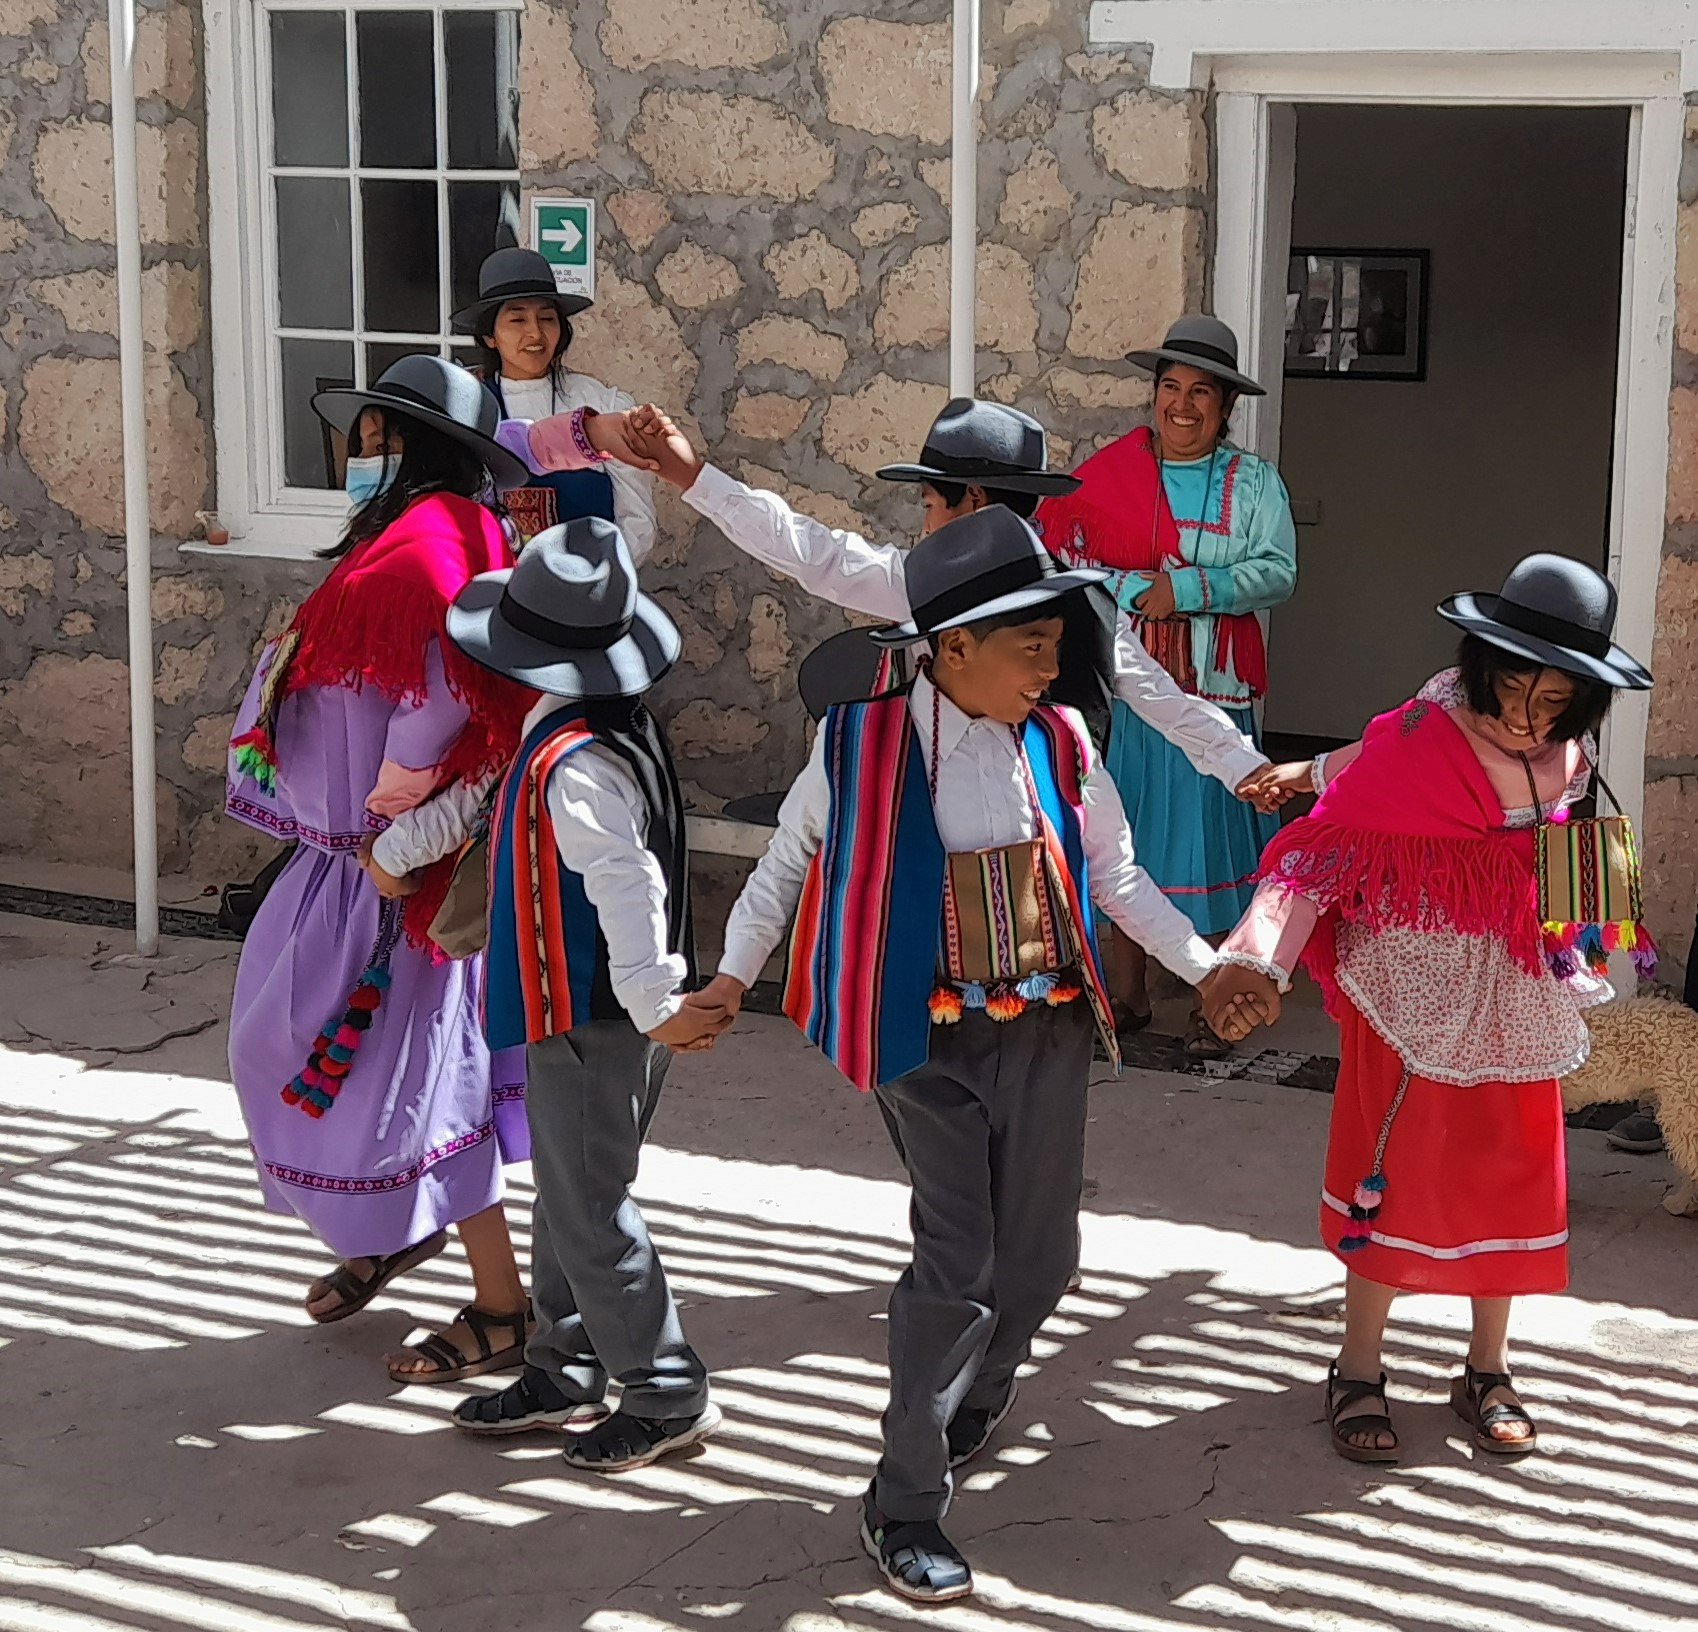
[[648, 998, 733, 1052], [1235, 760, 1313, 813], [583, 408, 662, 472], [356, 836, 419, 899], [1198, 964, 1281, 1042], [625, 404, 703, 491], [690, 973, 746, 1022]]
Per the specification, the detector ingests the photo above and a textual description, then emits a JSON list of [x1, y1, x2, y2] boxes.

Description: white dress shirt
[[683, 462, 1269, 790], [371, 698, 687, 1032], [719, 672, 1218, 991], [500, 371, 658, 567]]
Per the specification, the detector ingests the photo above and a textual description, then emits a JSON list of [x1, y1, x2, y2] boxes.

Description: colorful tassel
[[928, 985, 964, 1026], [280, 903, 402, 1117], [230, 727, 280, 795], [985, 989, 1026, 1022], [1046, 979, 1083, 1007]]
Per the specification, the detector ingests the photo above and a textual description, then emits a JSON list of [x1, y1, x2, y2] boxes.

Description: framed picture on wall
[[1285, 249, 1430, 381]]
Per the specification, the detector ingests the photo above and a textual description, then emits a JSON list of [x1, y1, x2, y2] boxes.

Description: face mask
[[344, 454, 399, 508]]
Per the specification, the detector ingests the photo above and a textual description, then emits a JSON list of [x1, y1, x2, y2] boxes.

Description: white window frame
[[203, 0, 521, 559]]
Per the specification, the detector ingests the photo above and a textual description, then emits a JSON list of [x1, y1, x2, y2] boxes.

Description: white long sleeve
[[370, 774, 493, 875], [544, 744, 688, 1032], [718, 676, 1216, 990], [686, 463, 1264, 787]]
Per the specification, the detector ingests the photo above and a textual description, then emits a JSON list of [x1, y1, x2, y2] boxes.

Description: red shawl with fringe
[[1034, 425, 1268, 696], [281, 492, 532, 950], [1259, 697, 1542, 1013]]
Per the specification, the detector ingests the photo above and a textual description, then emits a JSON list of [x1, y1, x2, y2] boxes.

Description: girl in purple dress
[[225, 357, 540, 1381]]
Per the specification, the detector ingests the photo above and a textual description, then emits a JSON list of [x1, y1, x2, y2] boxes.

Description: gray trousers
[[523, 1020, 708, 1420], [872, 999, 1094, 1521]]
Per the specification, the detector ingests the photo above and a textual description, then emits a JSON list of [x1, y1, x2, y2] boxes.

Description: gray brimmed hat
[[311, 354, 531, 490], [1439, 553, 1651, 692], [876, 399, 1082, 496], [446, 517, 680, 699], [451, 246, 593, 335], [1127, 314, 1266, 397], [871, 505, 1107, 648]]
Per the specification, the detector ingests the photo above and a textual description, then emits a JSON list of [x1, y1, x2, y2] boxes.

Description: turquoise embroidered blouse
[[1103, 444, 1298, 707]]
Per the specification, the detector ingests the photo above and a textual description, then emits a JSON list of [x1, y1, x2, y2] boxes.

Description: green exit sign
[[530, 198, 595, 300]]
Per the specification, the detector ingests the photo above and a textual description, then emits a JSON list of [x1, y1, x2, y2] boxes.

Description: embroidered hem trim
[[226, 798, 368, 852], [1321, 1190, 1570, 1259], [929, 970, 1083, 1025], [1336, 968, 1592, 1088], [262, 1121, 493, 1194]]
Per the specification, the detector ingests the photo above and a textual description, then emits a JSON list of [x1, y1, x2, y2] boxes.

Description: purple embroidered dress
[[226, 637, 528, 1259]]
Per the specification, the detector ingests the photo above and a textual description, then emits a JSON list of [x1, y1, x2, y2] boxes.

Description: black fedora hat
[[876, 399, 1082, 497], [1127, 314, 1265, 397], [312, 354, 530, 490], [1439, 553, 1651, 692], [872, 506, 1107, 648], [451, 246, 593, 336], [447, 517, 681, 699]]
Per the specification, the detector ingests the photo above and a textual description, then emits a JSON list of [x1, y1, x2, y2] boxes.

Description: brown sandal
[[1450, 1364, 1537, 1457], [386, 1301, 533, 1384], [1185, 1008, 1232, 1060], [1326, 1364, 1399, 1464], [307, 1231, 448, 1325]]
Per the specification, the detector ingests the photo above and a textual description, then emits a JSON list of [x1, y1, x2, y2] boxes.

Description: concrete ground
[[2, 911, 1697, 1632]]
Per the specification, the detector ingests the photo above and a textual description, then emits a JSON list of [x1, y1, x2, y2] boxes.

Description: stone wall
[[0, 0, 317, 887], [1646, 103, 1698, 976]]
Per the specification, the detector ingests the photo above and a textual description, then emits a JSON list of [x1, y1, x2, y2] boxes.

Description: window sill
[[180, 538, 322, 562]]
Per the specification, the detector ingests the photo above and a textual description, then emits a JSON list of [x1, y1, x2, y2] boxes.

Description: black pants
[[1685, 904, 1698, 1013], [871, 999, 1095, 1521]]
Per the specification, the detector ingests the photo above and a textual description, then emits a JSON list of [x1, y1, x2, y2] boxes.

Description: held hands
[[1132, 571, 1179, 622], [1234, 760, 1316, 814], [623, 404, 703, 491], [581, 408, 662, 472], [1197, 963, 1282, 1044], [356, 836, 420, 899], [646, 974, 747, 1054]]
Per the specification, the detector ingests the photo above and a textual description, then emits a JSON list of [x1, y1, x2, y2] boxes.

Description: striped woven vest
[[484, 713, 608, 1049], [782, 692, 1117, 1091]]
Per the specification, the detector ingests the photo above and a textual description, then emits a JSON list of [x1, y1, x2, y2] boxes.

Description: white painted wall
[[1266, 105, 1629, 740]]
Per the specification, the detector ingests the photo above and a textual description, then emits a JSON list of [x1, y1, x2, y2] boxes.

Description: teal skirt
[[1105, 698, 1277, 935]]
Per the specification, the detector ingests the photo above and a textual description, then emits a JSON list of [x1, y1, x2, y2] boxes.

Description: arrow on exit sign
[[530, 197, 595, 300]]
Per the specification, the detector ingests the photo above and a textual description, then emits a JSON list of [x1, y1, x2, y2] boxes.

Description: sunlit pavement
[[3, 909, 1696, 1632]]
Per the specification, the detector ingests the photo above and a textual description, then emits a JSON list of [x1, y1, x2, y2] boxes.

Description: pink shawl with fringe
[[1259, 697, 1542, 1011]]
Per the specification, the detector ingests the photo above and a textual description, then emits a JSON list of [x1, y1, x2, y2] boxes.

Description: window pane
[[280, 337, 354, 489], [270, 12, 348, 167], [445, 11, 518, 169], [357, 12, 436, 169], [367, 340, 439, 384], [448, 180, 519, 318], [276, 177, 353, 328], [362, 178, 440, 332]]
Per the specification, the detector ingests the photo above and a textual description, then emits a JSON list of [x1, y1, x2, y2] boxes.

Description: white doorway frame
[[1090, 2, 1689, 829]]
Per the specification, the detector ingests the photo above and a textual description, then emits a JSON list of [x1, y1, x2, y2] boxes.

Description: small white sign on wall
[[530, 197, 596, 301]]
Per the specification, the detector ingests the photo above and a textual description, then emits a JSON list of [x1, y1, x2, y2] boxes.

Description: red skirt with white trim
[[1319, 1000, 1569, 1297]]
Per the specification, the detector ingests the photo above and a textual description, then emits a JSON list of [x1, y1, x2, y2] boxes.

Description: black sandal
[[386, 1301, 532, 1384], [560, 1403, 722, 1472], [307, 1231, 448, 1325], [1325, 1363, 1399, 1464], [1185, 1008, 1232, 1060], [1450, 1364, 1538, 1457]]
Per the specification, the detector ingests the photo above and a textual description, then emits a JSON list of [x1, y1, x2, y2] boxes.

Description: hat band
[[1491, 597, 1613, 661], [478, 277, 563, 304], [499, 587, 632, 652], [1160, 337, 1243, 376], [910, 557, 1052, 634], [918, 444, 1039, 481]]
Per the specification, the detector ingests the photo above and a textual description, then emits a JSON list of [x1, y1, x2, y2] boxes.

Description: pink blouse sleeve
[[516, 408, 607, 474], [364, 638, 473, 819], [1218, 877, 1322, 991]]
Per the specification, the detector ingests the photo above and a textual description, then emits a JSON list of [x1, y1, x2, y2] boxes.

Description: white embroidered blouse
[[1222, 670, 1608, 1084]]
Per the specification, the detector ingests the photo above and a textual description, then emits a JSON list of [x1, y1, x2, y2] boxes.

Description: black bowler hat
[[872, 506, 1107, 648], [876, 399, 1082, 496], [1127, 314, 1266, 397], [451, 246, 593, 335], [1439, 553, 1652, 691], [447, 517, 681, 699], [311, 354, 530, 489]]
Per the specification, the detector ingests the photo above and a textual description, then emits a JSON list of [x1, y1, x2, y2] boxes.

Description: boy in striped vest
[[440, 517, 729, 1468], [693, 507, 1273, 1602]]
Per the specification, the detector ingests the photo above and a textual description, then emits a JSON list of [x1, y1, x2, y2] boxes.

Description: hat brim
[[450, 291, 595, 335], [311, 386, 532, 492], [1125, 345, 1267, 397], [445, 571, 682, 698], [875, 462, 1082, 496], [1438, 592, 1653, 692], [870, 568, 1109, 648]]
